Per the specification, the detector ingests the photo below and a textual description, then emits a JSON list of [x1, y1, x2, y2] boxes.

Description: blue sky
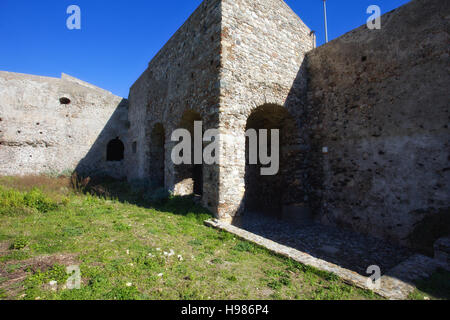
[[0, 0, 410, 98]]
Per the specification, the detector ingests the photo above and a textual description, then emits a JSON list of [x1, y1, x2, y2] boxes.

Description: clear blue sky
[[0, 0, 410, 98]]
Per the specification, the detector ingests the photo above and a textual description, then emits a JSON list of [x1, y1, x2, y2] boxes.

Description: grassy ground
[[0, 175, 445, 300], [408, 268, 450, 300]]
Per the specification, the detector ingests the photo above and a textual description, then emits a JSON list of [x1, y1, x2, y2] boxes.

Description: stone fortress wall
[[305, 0, 449, 246], [0, 71, 128, 179], [0, 0, 448, 250], [216, 0, 315, 221], [126, 0, 223, 214], [126, 0, 448, 248]]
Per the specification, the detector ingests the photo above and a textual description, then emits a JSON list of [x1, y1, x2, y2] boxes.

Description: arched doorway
[[245, 104, 300, 218], [175, 110, 203, 197], [107, 138, 124, 161], [149, 123, 165, 188]]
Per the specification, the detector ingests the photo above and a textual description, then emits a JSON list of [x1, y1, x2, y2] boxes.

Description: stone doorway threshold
[[205, 218, 444, 300]]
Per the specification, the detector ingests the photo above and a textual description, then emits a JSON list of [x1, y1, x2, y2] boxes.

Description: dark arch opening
[[176, 110, 203, 197], [245, 104, 300, 219], [149, 123, 165, 188], [107, 138, 124, 162]]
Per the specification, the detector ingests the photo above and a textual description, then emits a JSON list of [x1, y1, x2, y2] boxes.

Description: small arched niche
[[107, 137, 124, 162]]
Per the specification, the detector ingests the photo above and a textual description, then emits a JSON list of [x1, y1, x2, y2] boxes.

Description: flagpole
[[323, 0, 329, 43]]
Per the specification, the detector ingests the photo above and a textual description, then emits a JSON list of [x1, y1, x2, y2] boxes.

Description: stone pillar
[[216, 116, 247, 223]]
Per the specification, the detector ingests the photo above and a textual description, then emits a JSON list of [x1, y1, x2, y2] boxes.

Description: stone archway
[[174, 109, 203, 197], [244, 104, 301, 219]]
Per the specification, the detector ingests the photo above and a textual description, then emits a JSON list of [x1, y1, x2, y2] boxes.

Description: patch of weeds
[[0, 186, 60, 215], [0, 207, 36, 216], [217, 231, 234, 241], [286, 259, 338, 281], [105, 285, 142, 300], [62, 226, 84, 237], [227, 275, 237, 282], [81, 194, 106, 207], [264, 269, 291, 290], [133, 253, 166, 272], [409, 268, 450, 300], [9, 236, 29, 250], [0, 250, 30, 262], [180, 286, 204, 300], [110, 258, 131, 274], [113, 221, 131, 232], [233, 241, 256, 253], [88, 273, 110, 289], [311, 282, 356, 300], [6, 263, 23, 273], [0, 288, 7, 299], [31, 239, 65, 255], [24, 264, 70, 297], [185, 212, 212, 225], [163, 223, 178, 236], [23, 188, 59, 213], [211, 258, 223, 265], [0, 234, 10, 241], [360, 288, 377, 299], [269, 292, 283, 300], [188, 239, 203, 247], [311, 287, 334, 300], [267, 281, 283, 290]]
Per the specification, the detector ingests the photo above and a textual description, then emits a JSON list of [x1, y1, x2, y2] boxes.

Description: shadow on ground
[[412, 268, 450, 300], [67, 174, 450, 299], [235, 211, 414, 278], [72, 174, 213, 222]]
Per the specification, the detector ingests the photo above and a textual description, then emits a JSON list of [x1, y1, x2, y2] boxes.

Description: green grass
[[0, 186, 64, 216], [0, 176, 383, 300], [409, 268, 450, 300]]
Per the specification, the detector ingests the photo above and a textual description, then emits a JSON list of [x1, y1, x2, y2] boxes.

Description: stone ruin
[[0, 0, 448, 253]]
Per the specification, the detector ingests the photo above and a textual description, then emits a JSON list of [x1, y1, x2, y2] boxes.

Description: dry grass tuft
[[0, 176, 71, 194]]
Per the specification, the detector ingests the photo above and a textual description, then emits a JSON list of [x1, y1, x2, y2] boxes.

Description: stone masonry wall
[[0, 71, 128, 179], [127, 0, 315, 219], [217, 0, 315, 221], [1, 0, 447, 251], [305, 0, 449, 246], [126, 0, 222, 212]]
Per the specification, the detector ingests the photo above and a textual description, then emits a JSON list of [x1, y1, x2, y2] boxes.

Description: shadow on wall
[[231, 59, 314, 226], [75, 99, 129, 180]]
